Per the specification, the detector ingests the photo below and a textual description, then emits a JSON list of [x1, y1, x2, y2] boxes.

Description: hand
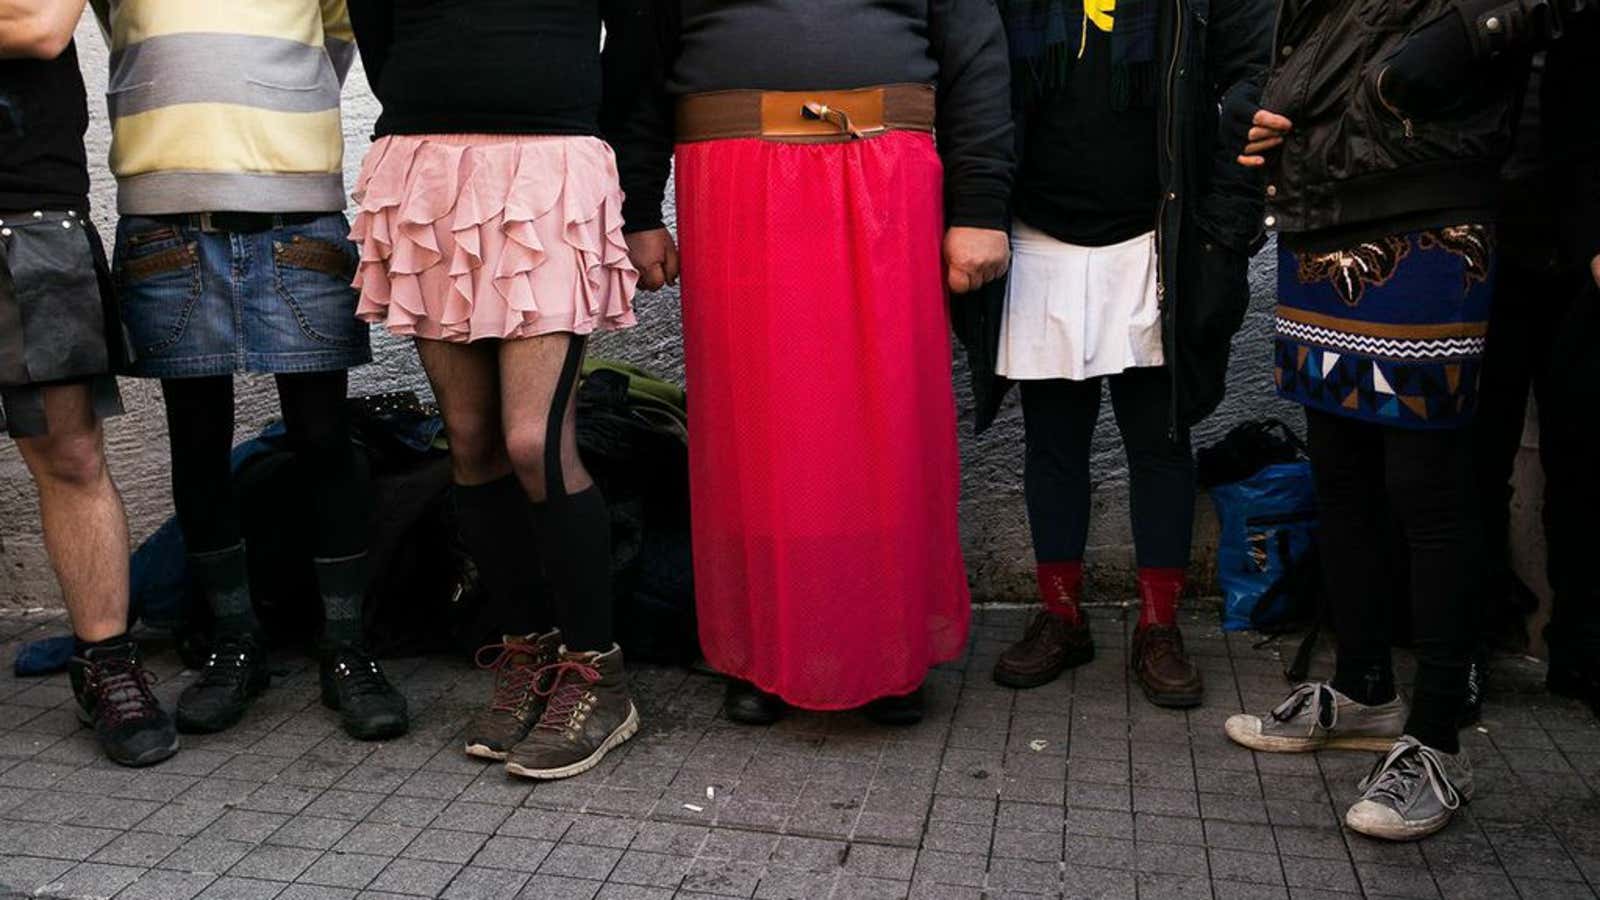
[[1591, 253, 1600, 291], [1237, 109, 1293, 168], [626, 228, 679, 291], [944, 227, 1010, 294]]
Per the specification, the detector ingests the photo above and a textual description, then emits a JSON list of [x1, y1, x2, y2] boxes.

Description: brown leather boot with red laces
[[463, 630, 561, 761], [504, 645, 639, 780]]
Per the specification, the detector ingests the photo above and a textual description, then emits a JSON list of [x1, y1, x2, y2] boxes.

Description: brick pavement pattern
[[0, 607, 1595, 899]]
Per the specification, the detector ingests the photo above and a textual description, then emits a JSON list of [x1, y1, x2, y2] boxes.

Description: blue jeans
[[115, 213, 371, 378]]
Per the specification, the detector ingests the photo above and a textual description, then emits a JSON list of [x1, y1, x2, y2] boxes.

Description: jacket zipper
[[1159, 0, 1185, 440], [1373, 67, 1415, 139]]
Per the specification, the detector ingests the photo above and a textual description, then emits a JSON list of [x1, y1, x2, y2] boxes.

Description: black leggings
[[162, 372, 369, 558], [1307, 409, 1481, 753], [1021, 368, 1195, 568]]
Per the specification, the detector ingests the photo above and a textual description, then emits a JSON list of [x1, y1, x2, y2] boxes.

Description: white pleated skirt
[[996, 220, 1164, 381]]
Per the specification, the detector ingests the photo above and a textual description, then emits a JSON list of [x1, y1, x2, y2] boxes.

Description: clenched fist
[[626, 228, 680, 291], [944, 226, 1010, 294]]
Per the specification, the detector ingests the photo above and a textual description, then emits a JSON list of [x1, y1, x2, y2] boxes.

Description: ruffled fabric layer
[[349, 134, 639, 343]]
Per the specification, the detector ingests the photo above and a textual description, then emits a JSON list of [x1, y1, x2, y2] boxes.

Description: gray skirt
[[0, 210, 129, 437]]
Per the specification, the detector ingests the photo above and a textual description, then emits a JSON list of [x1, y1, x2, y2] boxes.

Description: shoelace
[[329, 648, 392, 697], [1269, 682, 1340, 736], [196, 635, 258, 688], [532, 661, 602, 733], [81, 654, 161, 729], [475, 642, 544, 715], [1358, 736, 1464, 812]]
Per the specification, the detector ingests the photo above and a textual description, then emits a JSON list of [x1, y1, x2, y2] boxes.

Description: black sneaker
[[724, 679, 787, 726], [176, 633, 269, 734], [321, 644, 409, 741], [69, 640, 179, 768]]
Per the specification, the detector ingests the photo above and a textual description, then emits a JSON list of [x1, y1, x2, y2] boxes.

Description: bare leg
[[499, 334, 591, 501], [500, 334, 611, 652], [14, 384, 130, 643], [416, 339, 510, 485], [417, 338, 548, 635]]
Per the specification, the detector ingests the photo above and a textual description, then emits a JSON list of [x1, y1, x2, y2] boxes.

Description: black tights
[[163, 372, 369, 559], [1307, 409, 1481, 753], [1021, 368, 1195, 568]]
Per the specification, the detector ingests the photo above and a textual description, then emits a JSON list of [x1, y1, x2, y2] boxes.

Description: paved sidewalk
[[0, 606, 1595, 900]]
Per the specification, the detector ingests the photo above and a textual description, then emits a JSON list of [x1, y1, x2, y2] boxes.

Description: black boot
[[865, 685, 925, 726], [724, 679, 787, 726], [321, 644, 409, 741], [70, 638, 179, 767], [176, 633, 269, 734]]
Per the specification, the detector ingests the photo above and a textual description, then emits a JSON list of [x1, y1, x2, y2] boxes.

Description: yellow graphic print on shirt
[[1081, 0, 1116, 57]]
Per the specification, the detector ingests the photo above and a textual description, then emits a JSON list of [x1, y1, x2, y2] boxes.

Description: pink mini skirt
[[349, 134, 638, 343]]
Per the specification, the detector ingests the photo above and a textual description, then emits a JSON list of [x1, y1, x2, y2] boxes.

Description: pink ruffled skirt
[[349, 134, 638, 342]]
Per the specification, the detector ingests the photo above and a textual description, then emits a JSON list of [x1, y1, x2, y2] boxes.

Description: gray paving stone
[[439, 865, 530, 900], [228, 844, 321, 882], [197, 875, 288, 899], [365, 857, 461, 895], [267, 817, 357, 851], [537, 842, 623, 881], [515, 873, 601, 899], [296, 852, 390, 890], [276, 885, 359, 900], [470, 836, 554, 872], [0, 857, 85, 899], [115, 868, 217, 900], [680, 858, 763, 897]]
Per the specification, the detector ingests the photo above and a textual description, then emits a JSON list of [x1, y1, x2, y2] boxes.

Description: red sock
[[1037, 562, 1084, 625], [1137, 567, 1186, 629]]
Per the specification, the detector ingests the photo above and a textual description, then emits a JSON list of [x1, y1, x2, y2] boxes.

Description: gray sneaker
[[1225, 682, 1405, 753], [1345, 736, 1473, 841]]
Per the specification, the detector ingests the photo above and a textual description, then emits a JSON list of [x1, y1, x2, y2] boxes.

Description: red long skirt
[[675, 132, 971, 710]]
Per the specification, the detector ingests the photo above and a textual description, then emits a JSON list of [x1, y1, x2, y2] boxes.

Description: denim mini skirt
[[115, 212, 372, 378]]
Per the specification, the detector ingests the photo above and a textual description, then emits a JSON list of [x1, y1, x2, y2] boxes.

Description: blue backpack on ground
[[1198, 420, 1321, 633]]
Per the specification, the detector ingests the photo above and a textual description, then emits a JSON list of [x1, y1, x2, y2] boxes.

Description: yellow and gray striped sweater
[[89, 0, 355, 215]]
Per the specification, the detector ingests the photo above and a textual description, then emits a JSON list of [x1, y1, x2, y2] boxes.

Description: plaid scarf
[[999, 0, 1159, 108]]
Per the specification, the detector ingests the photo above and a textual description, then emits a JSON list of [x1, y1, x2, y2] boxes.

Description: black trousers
[[1475, 253, 1600, 664], [1307, 409, 1482, 753], [1020, 368, 1195, 569]]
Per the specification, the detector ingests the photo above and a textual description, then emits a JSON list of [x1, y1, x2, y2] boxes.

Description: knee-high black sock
[[189, 543, 260, 638], [532, 487, 614, 652], [454, 475, 550, 637]]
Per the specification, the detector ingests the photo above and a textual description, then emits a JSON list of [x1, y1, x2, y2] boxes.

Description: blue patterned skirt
[[1274, 225, 1495, 429]]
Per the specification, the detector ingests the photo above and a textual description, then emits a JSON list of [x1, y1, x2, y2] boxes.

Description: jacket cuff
[[621, 198, 665, 235], [945, 190, 1011, 233]]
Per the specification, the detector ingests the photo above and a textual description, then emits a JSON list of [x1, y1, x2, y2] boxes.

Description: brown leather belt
[[675, 83, 936, 144]]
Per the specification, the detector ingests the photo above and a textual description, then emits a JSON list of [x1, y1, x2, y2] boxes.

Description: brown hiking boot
[[993, 610, 1095, 689], [1132, 625, 1204, 709], [505, 645, 640, 780], [464, 630, 561, 761]]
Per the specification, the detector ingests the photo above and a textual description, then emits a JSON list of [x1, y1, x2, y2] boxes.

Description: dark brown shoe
[[505, 645, 640, 780], [993, 610, 1095, 689], [1132, 625, 1204, 708], [464, 630, 561, 761]]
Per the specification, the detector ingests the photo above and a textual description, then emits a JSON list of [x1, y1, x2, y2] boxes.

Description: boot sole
[[504, 703, 641, 781], [320, 689, 409, 742], [992, 646, 1096, 690], [76, 706, 180, 768], [1224, 717, 1397, 753], [176, 672, 270, 735], [464, 743, 510, 762], [1138, 676, 1204, 710]]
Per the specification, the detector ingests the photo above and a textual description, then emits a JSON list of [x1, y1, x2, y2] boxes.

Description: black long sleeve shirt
[[608, 0, 1016, 233], [346, 0, 649, 139]]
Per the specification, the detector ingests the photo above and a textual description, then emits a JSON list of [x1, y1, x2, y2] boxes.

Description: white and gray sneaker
[[1346, 736, 1473, 841], [1225, 682, 1406, 753]]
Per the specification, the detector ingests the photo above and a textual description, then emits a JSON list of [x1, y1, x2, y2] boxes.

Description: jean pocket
[[117, 233, 204, 356], [271, 232, 362, 347]]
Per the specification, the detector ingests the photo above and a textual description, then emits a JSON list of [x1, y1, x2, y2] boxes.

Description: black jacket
[[954, 0, 1275, 433], [1257, 0, 1577, 243]]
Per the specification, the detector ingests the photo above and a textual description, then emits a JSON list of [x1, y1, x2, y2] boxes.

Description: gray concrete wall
[[0, 14, 1298, 609]]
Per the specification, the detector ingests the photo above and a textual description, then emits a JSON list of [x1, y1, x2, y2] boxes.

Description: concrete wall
[[0, 14, 1299, 609]]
